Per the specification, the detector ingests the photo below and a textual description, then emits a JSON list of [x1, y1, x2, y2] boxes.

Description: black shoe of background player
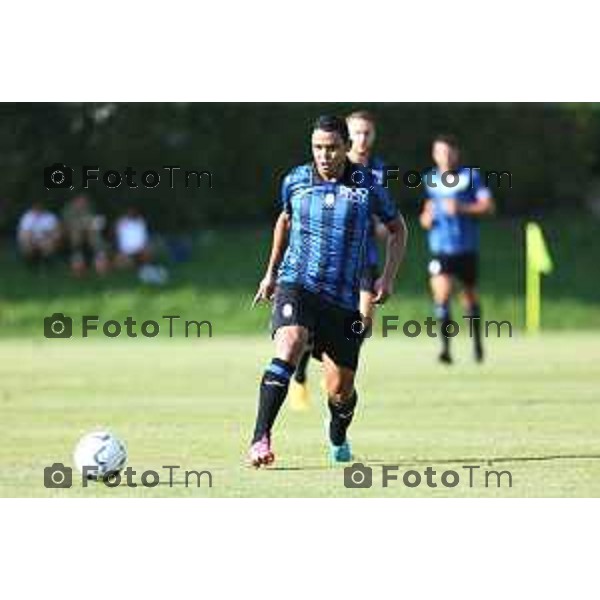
[[294, 371, 306, 384], [438, 350, 453, 365], [474, 345, 484, 364]]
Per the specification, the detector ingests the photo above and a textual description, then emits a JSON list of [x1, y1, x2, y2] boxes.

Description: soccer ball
[[73, 430, 127, 481]]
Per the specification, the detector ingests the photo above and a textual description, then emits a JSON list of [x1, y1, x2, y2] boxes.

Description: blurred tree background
[[1, 102, 599, 233]]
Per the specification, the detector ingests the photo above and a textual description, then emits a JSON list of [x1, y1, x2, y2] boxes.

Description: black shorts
[[428, 252, 479, 286], [271, 284, 363, 371], [359, 264, 379, 293]]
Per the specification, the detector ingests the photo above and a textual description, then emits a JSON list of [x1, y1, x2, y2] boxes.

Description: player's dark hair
[[433, 133, 460, 150], [312, 115, 350, 144], [346, 110, 376, 125]]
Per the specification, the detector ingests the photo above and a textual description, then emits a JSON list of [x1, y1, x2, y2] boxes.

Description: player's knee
[[326, 373, 355, 404], [434, 301, 450, 321], [275, 327, 308, 363], [463, 289, 479, 309]]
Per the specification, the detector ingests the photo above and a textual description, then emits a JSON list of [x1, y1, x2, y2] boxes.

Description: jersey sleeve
[[17, 212, 31, 233], [280, 172, 293, 214], [47, 213, 59, 229], [471, 169, 492, 201], [370, 183, 399, 224], [421, 168, 433, 200]]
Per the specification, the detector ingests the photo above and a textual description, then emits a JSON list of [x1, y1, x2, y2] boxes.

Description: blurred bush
[[1, 102, 598, 232]]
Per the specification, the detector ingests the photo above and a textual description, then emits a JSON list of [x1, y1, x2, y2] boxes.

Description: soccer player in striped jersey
[[419, 134, 494, 364], [290, 110, 390, 406], [250, 115, 406, 467]]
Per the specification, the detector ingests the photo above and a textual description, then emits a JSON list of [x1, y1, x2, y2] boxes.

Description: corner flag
[[525, 222, 554, 333]]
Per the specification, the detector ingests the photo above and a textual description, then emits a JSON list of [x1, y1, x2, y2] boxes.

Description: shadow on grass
[[364, 453, 600, 466]]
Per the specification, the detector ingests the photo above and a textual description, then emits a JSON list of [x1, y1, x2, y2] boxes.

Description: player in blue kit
[[249, 116, 407, 467], [289, 110, 390, 405], [419, 134, 495, 364], [346, 111, 390, 321]]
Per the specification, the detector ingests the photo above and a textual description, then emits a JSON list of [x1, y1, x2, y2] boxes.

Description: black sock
[[441, 320, 452, 355], [252, 358, 294, 444], [328, 390, 358, 446], [467, 303, 483, 357], [435, 303, 452, 356], [294, 348, 311, 383]]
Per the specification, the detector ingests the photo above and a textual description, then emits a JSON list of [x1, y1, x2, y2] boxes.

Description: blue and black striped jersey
[[364, 155, 388, 268], [277, 161, 398, 310]]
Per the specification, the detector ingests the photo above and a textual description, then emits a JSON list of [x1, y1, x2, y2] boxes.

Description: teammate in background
[[114, 206, 151, 267], [17, 202, 61, 266], [250, 115, 406, 466], [62, 195, 109, 276], [346, 111, 390, 323], [419, 134, 494, 364], [289, 110, 390, 407]]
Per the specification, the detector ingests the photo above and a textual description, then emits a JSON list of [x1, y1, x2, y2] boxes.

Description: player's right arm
[[419, 199, 434, 230], [253, 211, 290, 305], [253, 170, 295, 305]]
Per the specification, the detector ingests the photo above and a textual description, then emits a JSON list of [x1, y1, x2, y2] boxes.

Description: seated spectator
[[62, 194, 109, 276], [114, 206, 151, 267], [17, 202, 61, 266]]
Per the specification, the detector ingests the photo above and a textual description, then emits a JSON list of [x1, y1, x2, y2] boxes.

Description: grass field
[[1, 214, 598, 497], [1, 215, 599, 336], [1, 333, 599, 497]]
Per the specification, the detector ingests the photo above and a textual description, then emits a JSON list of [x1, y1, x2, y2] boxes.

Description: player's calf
[[328, 390, 357, 462], [294, 344, 312, 384], [251, 358, 295, 445], [464, 301, 484, 363], [249, 327, 308, 467], [434, 301, 453, 364], [324, 365, 357, 450]]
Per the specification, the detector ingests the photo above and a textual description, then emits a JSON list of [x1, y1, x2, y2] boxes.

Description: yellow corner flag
[[525, 222, 554, 333]]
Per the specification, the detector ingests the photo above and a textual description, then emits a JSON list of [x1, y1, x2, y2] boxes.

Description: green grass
[[1, 333, 599, 497], [0, 214, 599, 336], [1, 213, 599, 496]]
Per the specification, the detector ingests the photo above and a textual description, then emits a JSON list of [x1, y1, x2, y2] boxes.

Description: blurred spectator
[[62, 194, 109, 276], [115, 206, 151, 267], [17, 202, 61, 266]]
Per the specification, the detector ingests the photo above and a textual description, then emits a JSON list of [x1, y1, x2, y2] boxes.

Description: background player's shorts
[[359, 263, 379, 293], [271, 284, 362, 371], [428, 252, 479, 285]]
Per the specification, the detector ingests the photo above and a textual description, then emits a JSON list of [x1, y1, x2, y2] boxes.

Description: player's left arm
[[454, 173, 495, 217], [374, 215, 407, 304], [373, 217, 389, 242], [456, 192, 495, 216], [370, 185, 407, 304]]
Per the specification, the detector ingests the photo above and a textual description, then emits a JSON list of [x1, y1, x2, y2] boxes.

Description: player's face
[[74, 195, 88, 210], [432, 141, 459, 170], [348, 118, 375, 155], [312, 129, 349, 180]]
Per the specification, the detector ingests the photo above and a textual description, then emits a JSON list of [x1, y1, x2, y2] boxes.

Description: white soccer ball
[[73, 430, 127, 480]]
